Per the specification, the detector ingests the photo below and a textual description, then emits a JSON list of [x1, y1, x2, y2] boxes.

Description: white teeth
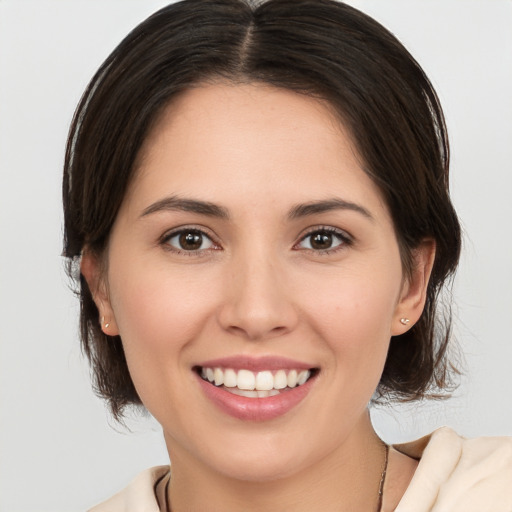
[[224, 369, 237, 388], [274, 370, 288, 389], [237, 369, 256, 390], [297, 370, 310, 386], [287, 369, 298, 388], [255, 370, 273, 391], [214, 367, 224, 386], [227, 387, 259, 398], [201, 366, 313, 393]]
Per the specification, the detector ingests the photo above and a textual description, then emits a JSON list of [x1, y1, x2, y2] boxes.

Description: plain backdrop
[[1, 1, 511, 510]]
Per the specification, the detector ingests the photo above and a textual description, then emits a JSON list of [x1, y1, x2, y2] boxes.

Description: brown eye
[[297, 228, 350, 252], [310, 232, 334, 250], [179, 232, 203, 250], [165, 229, 214, 252]]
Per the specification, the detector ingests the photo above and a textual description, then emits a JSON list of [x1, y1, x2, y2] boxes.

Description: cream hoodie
[[89, 427, 512, 512]]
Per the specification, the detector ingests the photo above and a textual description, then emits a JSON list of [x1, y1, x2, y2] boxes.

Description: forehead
[[137, 82, 352, 167], [127, 82, 388, 220]]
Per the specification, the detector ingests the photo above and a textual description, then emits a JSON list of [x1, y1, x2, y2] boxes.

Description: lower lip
[[196, 373, 315, 421]]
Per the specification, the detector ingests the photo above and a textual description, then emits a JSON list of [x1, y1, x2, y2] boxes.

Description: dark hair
[[63, 0, 461, 419]]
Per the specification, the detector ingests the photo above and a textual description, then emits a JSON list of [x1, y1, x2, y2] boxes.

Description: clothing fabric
[[393, 427, 512, 511], [88, 427, 512, 512]]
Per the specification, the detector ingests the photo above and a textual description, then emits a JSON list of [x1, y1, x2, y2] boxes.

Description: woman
[[62, 0, 512, 510]]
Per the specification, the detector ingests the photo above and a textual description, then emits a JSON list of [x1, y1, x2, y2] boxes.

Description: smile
[[199, 367, 313, 398], [195, 359, 319, 421]]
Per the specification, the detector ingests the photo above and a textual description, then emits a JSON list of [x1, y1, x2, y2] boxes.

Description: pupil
[[179, 232, 202, 250], [311, 232, 332, 249]]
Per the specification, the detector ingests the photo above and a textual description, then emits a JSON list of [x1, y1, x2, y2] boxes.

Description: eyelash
[[159, 225, 353, 256], [160, 226, 220, 256], [294, 226, 353, 255]]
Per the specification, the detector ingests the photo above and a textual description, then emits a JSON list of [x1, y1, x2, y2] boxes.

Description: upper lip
[[195, 355, 316, 372]]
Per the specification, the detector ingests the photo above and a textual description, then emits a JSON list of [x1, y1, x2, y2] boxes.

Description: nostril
[[223, 323, 291, 342], [216, 283, 299, 341]]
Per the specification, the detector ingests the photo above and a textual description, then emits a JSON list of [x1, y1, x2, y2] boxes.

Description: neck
[[164, 412, 387, 512]]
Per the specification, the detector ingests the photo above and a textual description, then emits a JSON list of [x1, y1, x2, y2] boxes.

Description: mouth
[[195, 366, 319, 398]]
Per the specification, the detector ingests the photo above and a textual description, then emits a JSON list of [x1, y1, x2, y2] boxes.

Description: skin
[[82, 83, 434, 511]]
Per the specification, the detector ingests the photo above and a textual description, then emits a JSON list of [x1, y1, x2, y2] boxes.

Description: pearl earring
[[400, 318, 410, 325], [102, 316, 110, 329]]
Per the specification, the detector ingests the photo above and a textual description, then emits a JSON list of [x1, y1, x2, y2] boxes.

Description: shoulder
[[394, 427, 512, 512], [88, 465, 170, 512]]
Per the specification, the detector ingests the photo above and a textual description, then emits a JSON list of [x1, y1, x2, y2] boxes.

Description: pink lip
[[195, 371, 317, 422], [196, 355, 314, 372]]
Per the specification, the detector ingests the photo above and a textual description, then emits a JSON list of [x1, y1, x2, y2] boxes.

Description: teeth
[[255, 371, 273, 391], [201, 366, 312, 392], [224, 369, 237, 388], [274, 370, 288, 389], [287, 370, 298, 388], [214, 368, 224, 386], [297, 370, 309, 386], [237, 369, 255, 390], [228, 387, 259, 398]]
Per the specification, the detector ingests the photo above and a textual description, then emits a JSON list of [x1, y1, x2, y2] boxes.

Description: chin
[[211, 452, 309, 483], [193, 429, 320, 483]]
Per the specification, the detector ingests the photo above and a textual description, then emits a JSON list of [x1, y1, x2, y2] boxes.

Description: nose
[[217, 250, 299, 341]]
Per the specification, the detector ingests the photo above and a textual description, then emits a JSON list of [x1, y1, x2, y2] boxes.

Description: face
[[85, 83, 430, 482]]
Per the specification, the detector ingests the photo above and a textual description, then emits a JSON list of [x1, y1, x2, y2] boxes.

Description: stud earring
[[101, 316, 110, 329], [400, 318, 410, 325]]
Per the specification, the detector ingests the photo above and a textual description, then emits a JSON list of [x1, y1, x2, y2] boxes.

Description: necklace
[[377, 442, 390, 512], [162, 443, 390, 512]]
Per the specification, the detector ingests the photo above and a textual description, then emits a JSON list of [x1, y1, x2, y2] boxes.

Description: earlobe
[[392, 239, 436, 336], [80, 249, 119, 336]]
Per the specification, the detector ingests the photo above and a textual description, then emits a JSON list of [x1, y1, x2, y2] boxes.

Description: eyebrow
[[141, 195, 373, 222], [288, 198, 374, 221], [141, 196, 230, 219]]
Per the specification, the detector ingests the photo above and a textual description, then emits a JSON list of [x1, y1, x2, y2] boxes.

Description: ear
[[391, 239, 436, 336], [80, 249, 119, 336]]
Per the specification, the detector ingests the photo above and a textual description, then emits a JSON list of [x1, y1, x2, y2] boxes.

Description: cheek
[[106, 259, 221, 398], [106, 263, 222, 421], [109, 257, 216, 342], [302, 266, 402, 366]]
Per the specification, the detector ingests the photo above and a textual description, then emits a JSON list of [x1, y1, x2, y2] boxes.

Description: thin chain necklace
[[163, 443, 390, 512], [377, 443, 390, 512]]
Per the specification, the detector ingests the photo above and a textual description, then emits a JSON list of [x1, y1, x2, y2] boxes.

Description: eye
[[163, 228, 216, 253], [296, 227, 351, 252]]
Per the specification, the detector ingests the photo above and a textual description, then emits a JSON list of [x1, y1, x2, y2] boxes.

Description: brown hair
[[63, 0, 461, 419]]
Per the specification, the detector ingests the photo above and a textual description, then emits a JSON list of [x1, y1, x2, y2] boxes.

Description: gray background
[[1, 1, 511, 510]]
